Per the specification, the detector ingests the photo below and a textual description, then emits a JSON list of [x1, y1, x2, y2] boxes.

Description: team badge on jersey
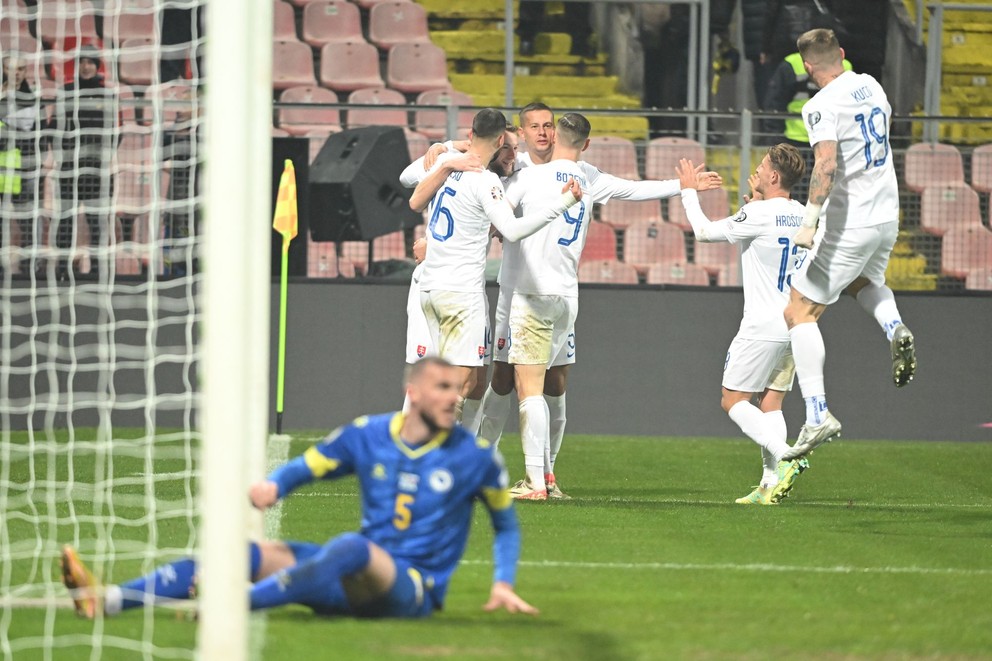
[[398, 472, 420, 492], [808, 111, 821, 128], [372, 463, 387, 480], [428, 468, 453, 493], [417, 344, 427, 358], [490, 186, 504, 201], [731, 208, 747, 223]]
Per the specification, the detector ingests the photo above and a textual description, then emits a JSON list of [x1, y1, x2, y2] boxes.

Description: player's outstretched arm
[[795, 139, 837, 249], [483, 581, 539, 616], [677, 158, 738, 244], [409, 152, 484, 212], [487, 178, 581, 242]]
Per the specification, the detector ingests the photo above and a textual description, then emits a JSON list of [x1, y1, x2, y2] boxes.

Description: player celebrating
[[409, 108, 582, 416], [61, 357, 538, 619], [677, 145, 810, 505], [781, 29, 916, 461]]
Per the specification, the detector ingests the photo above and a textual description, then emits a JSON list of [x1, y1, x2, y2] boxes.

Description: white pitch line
[[462, 559, 992, 577]]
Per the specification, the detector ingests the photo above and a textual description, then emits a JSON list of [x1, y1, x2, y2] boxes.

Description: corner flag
[[273, 159, 297, 434]]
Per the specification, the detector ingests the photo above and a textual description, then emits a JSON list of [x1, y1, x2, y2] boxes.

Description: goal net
[[0, 0, 266, 658]]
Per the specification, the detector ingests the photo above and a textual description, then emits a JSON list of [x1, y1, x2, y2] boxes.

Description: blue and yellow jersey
[[267, 412, 520, 609]]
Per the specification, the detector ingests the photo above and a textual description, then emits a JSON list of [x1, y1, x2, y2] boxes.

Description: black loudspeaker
[[308, 126, 420, 242]]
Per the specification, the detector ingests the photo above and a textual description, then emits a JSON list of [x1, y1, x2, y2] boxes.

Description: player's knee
[[320, 533, 372, 574], [490, 362, 514, 395]]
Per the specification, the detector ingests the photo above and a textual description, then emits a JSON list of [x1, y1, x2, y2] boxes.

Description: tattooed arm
[[795, 140, 838, 249]]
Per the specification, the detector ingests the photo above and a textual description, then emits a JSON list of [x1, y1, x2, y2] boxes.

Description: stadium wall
[[268, 282, 991, 443]]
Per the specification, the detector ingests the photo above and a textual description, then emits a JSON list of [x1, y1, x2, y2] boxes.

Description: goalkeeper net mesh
[[1, 0, 205, 657]]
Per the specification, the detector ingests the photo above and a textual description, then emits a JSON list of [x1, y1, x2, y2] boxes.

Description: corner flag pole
[[272, 159, 298, 434]]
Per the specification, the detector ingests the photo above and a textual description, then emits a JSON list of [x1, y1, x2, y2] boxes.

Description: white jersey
[[803, 70, 899, 229], [682, 190, 807, 341]]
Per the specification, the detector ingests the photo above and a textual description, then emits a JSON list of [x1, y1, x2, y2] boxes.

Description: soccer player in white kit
[[409, 108, 582, 415], [781, 29, 916, 460], [677, 145, 812, 505]]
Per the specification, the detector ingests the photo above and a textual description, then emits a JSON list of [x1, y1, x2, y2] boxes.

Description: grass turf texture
[[3, 431, 991, 660]]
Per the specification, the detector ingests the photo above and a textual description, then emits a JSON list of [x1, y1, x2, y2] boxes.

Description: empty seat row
[[904, 142, 992, 193], [280, 0, 429, 50]]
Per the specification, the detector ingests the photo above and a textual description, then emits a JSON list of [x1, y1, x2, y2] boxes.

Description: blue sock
[[249, 533, 370, 613], [804, 395, 829, 426]]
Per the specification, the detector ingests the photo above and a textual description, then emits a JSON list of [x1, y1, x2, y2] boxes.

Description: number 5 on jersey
[[393, 493, 415, 530]]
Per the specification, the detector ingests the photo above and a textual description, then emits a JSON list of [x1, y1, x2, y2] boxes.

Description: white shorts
[[722, 336, 795, 393], [405, 273, 434, 364], [492, 286, 512, 363], [792, 221, 898, 305], [508, 294, 578, 368], [419, 290, 491, 367]]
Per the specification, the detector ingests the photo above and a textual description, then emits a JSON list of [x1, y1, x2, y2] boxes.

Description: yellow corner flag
[[273, 159, 298, 244]]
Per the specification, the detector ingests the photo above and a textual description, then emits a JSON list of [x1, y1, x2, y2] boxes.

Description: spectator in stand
[[0, 54, 44, 278], [762, 51, 852, 149], [160, 6, 203, 82], [760, 1, 846, 72], [49, 45, 116, 280], [740, 0, 776, 108]]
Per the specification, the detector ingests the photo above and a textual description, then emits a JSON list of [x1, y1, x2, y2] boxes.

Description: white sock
[[104, 584, 123, 616], [760, 447, 778, 487], [728, 401, 789, 461], [545, 393, 566, 474], [789, 323, 827, 419], [519, 396, 549, 491], [856, 283, 903, 341], [761, 410, 788, 486], [461, 397, 482, 435], [478, 385, 512, 446]]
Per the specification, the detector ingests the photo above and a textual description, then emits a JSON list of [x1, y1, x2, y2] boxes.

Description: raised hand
[[560, 177, 583, 202], [249, 480, 279, 511]]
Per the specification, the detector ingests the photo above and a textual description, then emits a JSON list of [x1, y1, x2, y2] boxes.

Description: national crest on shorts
[[497, 338, 506, 350], [478, 345, 485, 357], [417, 344, 427, 358], [491, 186, 504, 201]]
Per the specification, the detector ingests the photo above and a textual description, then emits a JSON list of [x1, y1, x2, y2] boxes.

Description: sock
[[478, 385, 512, 446], [461, 397, 482, 435], [519, 396, 549, 491], [762, 410, 788, 486], [249, 533, 369, 612], [856, 283, 903, 341], [789, 323, 827, 414], [804, 394, 829, 426], [760, 447, 778, 487], [728, 401, 789, 461], [545, 393, 566, 473]]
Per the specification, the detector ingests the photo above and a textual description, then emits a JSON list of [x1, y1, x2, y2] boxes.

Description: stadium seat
[[273, 1, 298, 41], [119, 38, 158, 86], [278, 85, 341, 135], [920, 183, 983, 237], [904, 142, 965, 193], [369, 1, 430, 50], [386, 42, 450, 94], [645, 261, 711, 286], [693, 239, 738, 276], [598, 199, 662, 231], [622, 219, 687, 272], [346, 87, 408, 129], [716, 259, 741, 286], [319, 41, 385, 92], [414, 89, 474, 140], [940, 225, 992, 278], [273, 39, 318, 90], [103, 0, 157, 44], [355, 0, 409, 9], [307, 241, 342, 278], [581, 221, 618, 262], [970, 143, 992, 193], [666, 188, 730, 232], [37, 0, 99, 46], [0, 29, 39, 57], [113, 128, 157, 216], [645, 136, 705, 181], [303, 129, 330, 163], [965, 268, 992, 291], [0, 16, 33, 42], [405, 129, 430, 161], [272, 127, 291, 137], [143, 79, 197, 126], [578, 259, 639, 284], [582, 136, 640, 181], [302, 1, 363, 48], [115, 83, 138, 125]]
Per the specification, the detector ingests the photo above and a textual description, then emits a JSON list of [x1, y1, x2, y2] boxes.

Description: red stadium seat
[[693, 239, 738, 276], [645, 136, 704, 181], [405, 129, 430, 161], [598, 199, 661, 231], [307, 241, 341, 278], [38, 0, 99, 46], [115, 83, 138, 125], [113, 128, 157, 216], [970, 143, 992, 194], [965, 268, 992, 291], [302, 1, 363, 48], [716, 259, 741, 286], [143, 79, 197, 126], [369, 1, 430, 50], [904, 142, 964, 193], [386, 42, 450, 94], [319, 41, 385, 92], [119, 38, 158, 86], [346, 87, 408, 129], [580, 221, 618, 262], [582, 136, 640, 181], [622, 219, 686, 272], [272, 127, 291, 137], [578, 259, 639, 284], [273, 39, 318, 90], [940, 225, 992, 278], [103, 0, 157, 45], [666, 187, 730, 232], [372, 231, 408, 260], [278, 85, 341, 135], [920, 183, 983, 237], [273, 1, 298, 41], [645, 261, 711, 286], [414, 89, 474, 140]]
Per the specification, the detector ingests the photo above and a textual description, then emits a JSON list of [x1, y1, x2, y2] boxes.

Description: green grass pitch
[[3, 431, 991, 660]]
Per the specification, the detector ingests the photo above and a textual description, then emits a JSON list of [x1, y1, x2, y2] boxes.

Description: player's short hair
[[767, 143, 806, 190], [797, 29, 842, 66], [472, 108, 509, 141], [404, 356, 452, 384], [556, 112, 591, 148], [518, 102, 554, 124]]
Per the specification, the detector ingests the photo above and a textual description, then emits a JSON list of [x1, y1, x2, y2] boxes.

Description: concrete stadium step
[[460, 59, 609, 77], [432, 31, 575, 56], [449, 73, 621, 99], [467, 92, 641, 110], [419, 0, 518, 20]]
